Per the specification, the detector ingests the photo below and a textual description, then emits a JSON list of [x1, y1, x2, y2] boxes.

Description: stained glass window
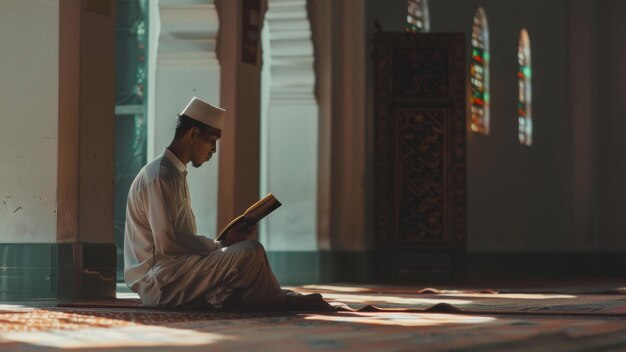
[[518, 29, 532, 146], [470, 7, 489, 134], [407, 0, 430, 33]]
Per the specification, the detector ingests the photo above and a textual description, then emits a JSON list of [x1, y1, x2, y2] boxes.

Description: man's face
[[190, 127, 221, 168]]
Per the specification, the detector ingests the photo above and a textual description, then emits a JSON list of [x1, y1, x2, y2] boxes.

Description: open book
[[216, 193, 282, 241]]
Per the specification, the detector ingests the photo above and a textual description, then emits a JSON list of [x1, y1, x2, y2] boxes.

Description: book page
[[244, 194, 281, 223]]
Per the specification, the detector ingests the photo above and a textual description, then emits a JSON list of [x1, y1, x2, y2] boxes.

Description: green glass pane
[[114, 0, 149, 280], [523, 66, 532, 79]]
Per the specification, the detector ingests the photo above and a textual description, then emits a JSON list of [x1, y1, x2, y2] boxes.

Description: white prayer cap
[[180, 97, 225, 130]]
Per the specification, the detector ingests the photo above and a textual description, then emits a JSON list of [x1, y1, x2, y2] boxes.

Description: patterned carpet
[[0, 307, 289, 333], [1, 283, 626, 350]]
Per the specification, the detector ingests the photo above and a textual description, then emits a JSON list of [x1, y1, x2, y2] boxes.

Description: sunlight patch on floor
[[304, 312, 495, 327], [319, 293, 473, 306], [1, 325, 235, 349], [300, 285, 371, 293], [0, 304, 31, 311], [440, 293, 577, 300], [116, 292, 140, 299]]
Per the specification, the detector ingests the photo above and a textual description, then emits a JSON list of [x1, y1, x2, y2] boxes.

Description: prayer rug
[[4, 283, 626, 350], [0, 306, 292, 333], [1, 307, 626, 350], [59, 284, 626, 317]]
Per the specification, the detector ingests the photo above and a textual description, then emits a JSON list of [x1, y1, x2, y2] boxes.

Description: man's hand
[[221, 220, 257, 247]]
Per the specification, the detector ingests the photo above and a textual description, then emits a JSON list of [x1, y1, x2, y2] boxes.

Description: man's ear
[[189, 127, 200, 140]]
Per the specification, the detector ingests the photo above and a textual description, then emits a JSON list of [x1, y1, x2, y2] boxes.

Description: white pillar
[[151, 0, 221, 236], [260, 0, 318, 251]]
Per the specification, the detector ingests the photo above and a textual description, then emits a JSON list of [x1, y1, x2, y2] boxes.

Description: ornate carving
[[395, 109, 444, 242], [392, 48, 449, 97], [373, 33, 466, 249], [158, 1, 219, 66], [264, 0, 316, 104]]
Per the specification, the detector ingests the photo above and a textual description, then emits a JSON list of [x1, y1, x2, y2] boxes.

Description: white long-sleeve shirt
[[124, 149, 220, 303]]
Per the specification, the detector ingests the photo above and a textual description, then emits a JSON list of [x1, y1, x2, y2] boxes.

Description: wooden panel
[[374, 33, 466, 251]]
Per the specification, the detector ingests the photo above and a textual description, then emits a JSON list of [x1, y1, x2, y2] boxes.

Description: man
[[124, 97, 329, 310]]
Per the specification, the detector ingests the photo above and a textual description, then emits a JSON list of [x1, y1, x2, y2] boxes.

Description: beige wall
[[0, 1, 60, 243], [0, 0, 115, 244]]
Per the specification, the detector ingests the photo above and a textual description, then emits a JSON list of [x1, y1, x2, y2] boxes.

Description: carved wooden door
[[373, 33, 467, 256]]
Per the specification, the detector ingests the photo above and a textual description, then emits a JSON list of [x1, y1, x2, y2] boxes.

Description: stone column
[[310, 0, 370, 282], [0, 0, 116, 300], [313, 0, 367, 251], [216, 0, 267, 229]]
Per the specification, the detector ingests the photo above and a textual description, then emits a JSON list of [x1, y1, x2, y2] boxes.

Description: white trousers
[[152, 240, 284, 309]]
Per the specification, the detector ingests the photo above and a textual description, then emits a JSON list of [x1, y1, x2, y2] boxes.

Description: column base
[[0, 243, 116, 301]]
